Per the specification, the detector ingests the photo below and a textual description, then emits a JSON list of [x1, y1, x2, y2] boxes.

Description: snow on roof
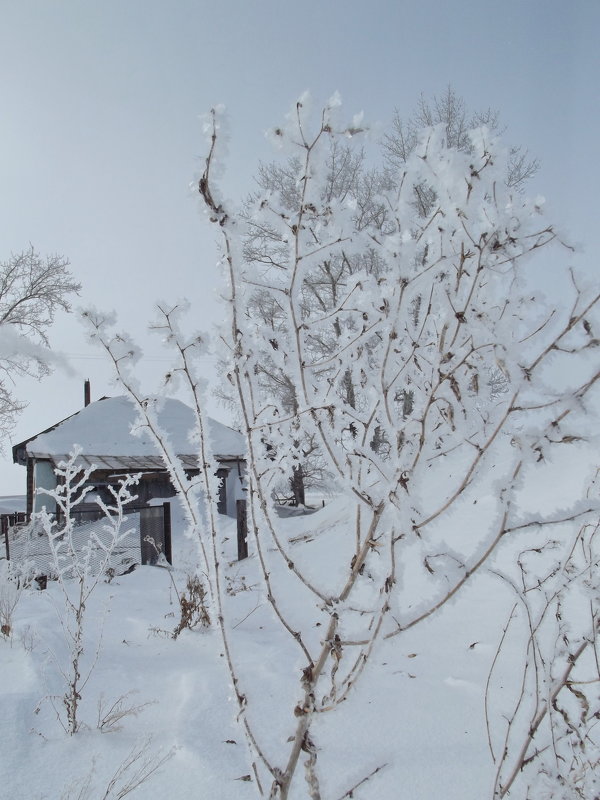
[[25, 396, 245, 462]]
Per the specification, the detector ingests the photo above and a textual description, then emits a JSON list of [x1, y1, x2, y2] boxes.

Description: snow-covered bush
[[36, 450, 140, 734], [489, 469, 600, 798], [85, 96, 599, 799], [0, 554, 37, 639], [0, 560, 21, 638]]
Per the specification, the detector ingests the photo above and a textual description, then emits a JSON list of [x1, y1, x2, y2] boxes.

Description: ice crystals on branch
[[33, 448, 140, 734], [194, 93, 599, 798], [84, 92, 598, 800]]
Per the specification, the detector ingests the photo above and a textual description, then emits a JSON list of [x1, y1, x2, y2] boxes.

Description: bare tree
[[239, 89, 534, 500], [238, 131, 389, 502], [382, 85, 539, 196], [0, 246, 80, 439]]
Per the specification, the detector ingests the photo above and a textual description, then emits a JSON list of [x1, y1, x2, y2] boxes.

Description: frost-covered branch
[[489, 473, 600, 798], [86, 93, 599, 799], [195, 96, 598, 799], [36, 450, 139, 734]]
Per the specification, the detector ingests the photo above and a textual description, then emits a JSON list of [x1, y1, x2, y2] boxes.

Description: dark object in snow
[[237, 499, 248, 561], [35, 574, 47, 590]]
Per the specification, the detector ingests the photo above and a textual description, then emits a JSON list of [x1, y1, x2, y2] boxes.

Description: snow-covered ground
[[0, 496, 535, 800]]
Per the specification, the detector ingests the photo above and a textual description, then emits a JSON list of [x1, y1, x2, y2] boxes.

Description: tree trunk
[[290, 464, 305, 506]]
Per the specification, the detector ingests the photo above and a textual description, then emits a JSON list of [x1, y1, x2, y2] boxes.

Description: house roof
[[13, 395, 245, 468]]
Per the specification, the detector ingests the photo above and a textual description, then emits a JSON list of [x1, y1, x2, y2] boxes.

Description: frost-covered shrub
[[37, 450, 140, 734], [85, 96, 600, 800], [0, 560, 20, 638]]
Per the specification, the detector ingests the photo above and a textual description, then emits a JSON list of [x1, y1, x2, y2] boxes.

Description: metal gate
[[140, 502, 172, 565]]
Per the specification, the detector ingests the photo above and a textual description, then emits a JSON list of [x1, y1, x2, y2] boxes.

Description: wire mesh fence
[[2, 502, 173, 581], [4, 509, 143, 579]]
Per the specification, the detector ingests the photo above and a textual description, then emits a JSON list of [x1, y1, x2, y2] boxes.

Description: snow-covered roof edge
[[13, 396, 245, 464]]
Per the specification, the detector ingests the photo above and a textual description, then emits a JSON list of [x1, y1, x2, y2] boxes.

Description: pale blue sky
[[0, 0, 597, 492]]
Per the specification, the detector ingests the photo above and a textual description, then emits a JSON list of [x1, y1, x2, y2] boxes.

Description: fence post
[[216, 468, 228, 515], [2, 516, 9, 560], [162, 502, 172, 565], [236, 499, 248, 561]]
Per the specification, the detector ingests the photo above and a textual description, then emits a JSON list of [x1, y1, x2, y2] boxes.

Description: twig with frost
[[60, 737, 174, 799], [96, 692, 154, 733], [334, 763, 388, 800], [0, 559, 30, 639], [489, 474, 600, 798], [100, 738, 174, 800], [36, 450, 140, 734]]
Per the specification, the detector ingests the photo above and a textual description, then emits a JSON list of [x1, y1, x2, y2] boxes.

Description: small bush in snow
[[172, 573, 211, 638], [0, 561, 20, 638], [37, 450, 140, 735]]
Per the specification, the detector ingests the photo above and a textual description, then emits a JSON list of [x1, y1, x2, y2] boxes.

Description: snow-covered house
[[12, 395, 246, 519]]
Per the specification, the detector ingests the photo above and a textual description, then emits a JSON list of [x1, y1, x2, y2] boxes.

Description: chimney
[[84, 379, 91, 407]]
